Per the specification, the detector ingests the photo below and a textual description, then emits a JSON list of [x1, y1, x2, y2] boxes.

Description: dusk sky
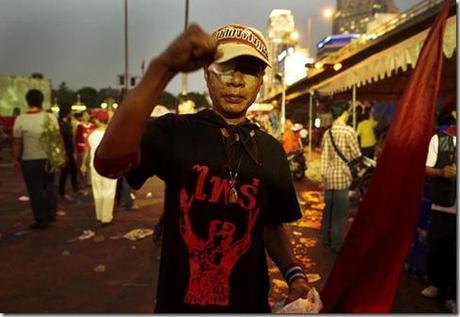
[[0, 0, 421, 95]]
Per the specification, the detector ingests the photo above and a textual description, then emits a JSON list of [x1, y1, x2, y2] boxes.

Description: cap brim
[[214, 42, 271, 68]]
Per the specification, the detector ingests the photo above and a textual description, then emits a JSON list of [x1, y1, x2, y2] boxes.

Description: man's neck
[[212, 108, 247, 125], [27, 107, 42, 114], [334, 114, 348, 125]]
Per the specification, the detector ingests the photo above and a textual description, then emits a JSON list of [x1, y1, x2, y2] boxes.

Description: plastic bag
[[274, 287, 323, 313], [39, 113, 66, 173]]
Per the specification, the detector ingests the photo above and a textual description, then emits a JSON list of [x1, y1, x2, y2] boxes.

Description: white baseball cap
[[150, 105, 171, 118], [212, 24, 271, 67]]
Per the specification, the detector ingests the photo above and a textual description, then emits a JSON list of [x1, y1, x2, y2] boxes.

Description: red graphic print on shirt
[[179, 188, 259, 306]]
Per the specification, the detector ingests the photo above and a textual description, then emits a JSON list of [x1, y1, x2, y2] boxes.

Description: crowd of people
[[315, 97, 456, 313], [280, 93, 456, 313], [5, 90, 140, 229]]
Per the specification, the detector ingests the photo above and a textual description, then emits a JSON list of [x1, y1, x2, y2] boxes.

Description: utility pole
[[124, 0, 129, 94], [180, 0, 189, 96]]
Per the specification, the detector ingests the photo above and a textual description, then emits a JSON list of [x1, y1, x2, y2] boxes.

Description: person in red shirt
[[0, 107, 20, 155], [75, 110, 95, 193], [282, 119, 302, 154]]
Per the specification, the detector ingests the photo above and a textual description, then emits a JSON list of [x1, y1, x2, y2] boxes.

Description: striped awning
[[311, 16, 456, 95]]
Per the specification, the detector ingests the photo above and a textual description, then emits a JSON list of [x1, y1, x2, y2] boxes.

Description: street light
[[181, 0, 190, 95], [305, 62, 343, 73], [323, 8, 334, 19], [306, 8, 335, 58], [289, 30, 300, 43], [274, 73, 286, 133], [124, 0, 129, 95]]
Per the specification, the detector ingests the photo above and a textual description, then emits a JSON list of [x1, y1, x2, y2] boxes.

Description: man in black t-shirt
[[94, 23, 311, 313], [58, 104, 79, 200]]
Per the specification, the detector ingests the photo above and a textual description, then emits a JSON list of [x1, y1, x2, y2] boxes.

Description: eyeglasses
[[208, 60, 263, 84]]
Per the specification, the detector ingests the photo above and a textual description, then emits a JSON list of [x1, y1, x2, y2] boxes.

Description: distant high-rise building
[[333, 0, 399, 34], [261, 9, 297, 99]]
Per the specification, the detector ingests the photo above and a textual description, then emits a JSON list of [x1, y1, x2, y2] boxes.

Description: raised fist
[[157, 23, 221, 74]]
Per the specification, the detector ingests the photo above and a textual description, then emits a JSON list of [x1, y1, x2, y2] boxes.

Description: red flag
[[320, 0, 452, 313]]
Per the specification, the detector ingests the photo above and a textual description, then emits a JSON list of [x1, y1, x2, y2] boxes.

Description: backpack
[[39, 113, 66, 173]]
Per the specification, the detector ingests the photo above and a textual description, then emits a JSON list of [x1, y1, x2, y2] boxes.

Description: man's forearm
[[97, 58, 176, 160], [12, 138, 22, 161], [426, 166, 442, 177], [264, 224, 298, 273], [80, 150, 89, 168]]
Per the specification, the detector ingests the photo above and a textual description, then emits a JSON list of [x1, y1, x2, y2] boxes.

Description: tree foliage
[[53, 82, 209, 113], [179, 92, 210, 110], [55, 82, 77, 107], [77, 87, 101, 109], [159, 91, 178, 110]]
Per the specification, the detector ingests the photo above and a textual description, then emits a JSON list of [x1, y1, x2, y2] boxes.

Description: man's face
[[205, 56, 265, 119], [82, 111, 90, 123]]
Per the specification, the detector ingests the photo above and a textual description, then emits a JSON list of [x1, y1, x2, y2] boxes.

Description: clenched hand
[[157, 23, 221, 74]]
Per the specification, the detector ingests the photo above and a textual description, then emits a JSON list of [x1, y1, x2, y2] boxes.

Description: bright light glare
[[333, 63, 342, 71], [314, 62, 323, 70], [314, 118, 321, 128], [101, 102, 108, 109], [71, 105, 87, 111], [290, 31, 300, 42], [323, 8, 334, 19]]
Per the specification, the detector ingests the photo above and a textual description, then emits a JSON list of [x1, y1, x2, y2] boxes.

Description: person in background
[[58, 103, 78, 201], [1, 107, 21, 152], [0, 114, 8, 153], [356, 107, 378, 159], [421, 97, 457, 314], [283, 119, 302, 154], [299, 127, 308, 147], [116, 177, 140, 211], [75, 110, 94, 194], [6, 107, 21, 137], [82, 110, 116, 225], [320, 101, 361, 251], [12, 90, 59, 229]]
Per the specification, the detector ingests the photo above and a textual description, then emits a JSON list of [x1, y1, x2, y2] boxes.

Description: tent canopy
[[312, 16, 456, 97]]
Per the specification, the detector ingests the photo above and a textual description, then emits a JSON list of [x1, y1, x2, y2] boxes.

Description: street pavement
[[0, 149, 450, 313]]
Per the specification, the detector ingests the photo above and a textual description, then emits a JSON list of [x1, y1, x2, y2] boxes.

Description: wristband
[[283, 263, 307, 285]]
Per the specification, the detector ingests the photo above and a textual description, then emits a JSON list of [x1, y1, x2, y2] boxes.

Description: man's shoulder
[[146, 112, 189, 128], [430, 133, 439, 142], [334, 124, 356, 135], [16, 112, 43, 125]]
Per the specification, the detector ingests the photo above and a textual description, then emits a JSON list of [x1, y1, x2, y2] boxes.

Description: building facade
[[333, 0, 399, 34], [260, 9, 297, 100]]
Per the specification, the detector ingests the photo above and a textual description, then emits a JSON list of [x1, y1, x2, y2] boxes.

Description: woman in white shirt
[[81, 110, 117, 225]]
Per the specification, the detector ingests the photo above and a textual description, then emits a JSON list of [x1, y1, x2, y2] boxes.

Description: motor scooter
[[288, 150, 306, 181]]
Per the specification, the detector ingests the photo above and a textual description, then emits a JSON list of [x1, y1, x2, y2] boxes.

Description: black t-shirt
[[58, 118, 74, 154], [127, 109, 301, 313]]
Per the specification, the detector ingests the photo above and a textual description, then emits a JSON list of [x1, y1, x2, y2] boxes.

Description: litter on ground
[[123, 228, 153, 241], [94, 264, 106, 273]]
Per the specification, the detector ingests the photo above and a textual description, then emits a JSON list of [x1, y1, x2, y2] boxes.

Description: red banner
[[320, 0, 452, 312]]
